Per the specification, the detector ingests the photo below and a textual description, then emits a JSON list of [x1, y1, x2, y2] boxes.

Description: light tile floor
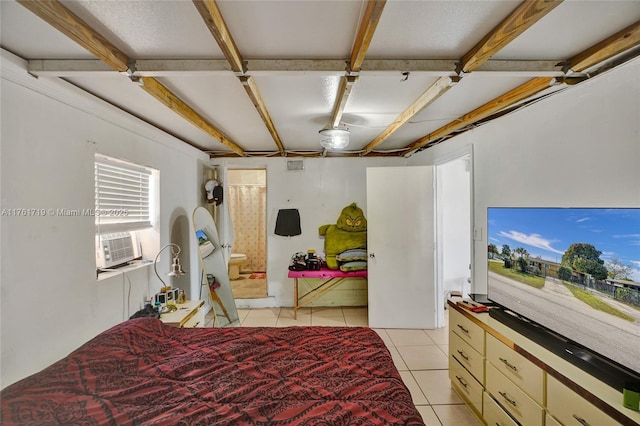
[[207, 306, 481, 426]]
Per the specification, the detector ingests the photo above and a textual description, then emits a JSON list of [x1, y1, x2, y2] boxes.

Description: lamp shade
[[274, 209, 301, 236], [319, 127, 349, 150]]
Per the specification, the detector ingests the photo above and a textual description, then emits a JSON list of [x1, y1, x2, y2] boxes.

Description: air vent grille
[[286, 159, 304, 171], [100, 232, 135, 268]]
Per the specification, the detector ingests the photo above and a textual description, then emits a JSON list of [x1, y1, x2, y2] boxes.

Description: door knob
[[369, 253, 375, 258]]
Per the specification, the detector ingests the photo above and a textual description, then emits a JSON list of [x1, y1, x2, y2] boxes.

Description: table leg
[[294, 277, 299, 320]]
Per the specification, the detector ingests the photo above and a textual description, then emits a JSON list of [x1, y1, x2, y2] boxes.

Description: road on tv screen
[[488, 271, 640, 375]]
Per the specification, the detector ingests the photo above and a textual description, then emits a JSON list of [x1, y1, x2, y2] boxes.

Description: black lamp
[[274, 209, 301, 236]]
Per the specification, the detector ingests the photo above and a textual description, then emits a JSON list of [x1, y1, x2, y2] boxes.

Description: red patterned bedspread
[[1, 318, 424, 425]]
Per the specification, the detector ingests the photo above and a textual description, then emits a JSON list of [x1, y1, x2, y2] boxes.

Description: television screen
[[487, 207, 640, 389]]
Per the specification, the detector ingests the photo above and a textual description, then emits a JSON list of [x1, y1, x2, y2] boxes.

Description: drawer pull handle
[[455, 375, 468, 389], [572, 414, 590, 426], [457, 324, 469, 334], [499, 357, 518, 371], [456, 350, 469, 361], [498, 391, 517, 407]]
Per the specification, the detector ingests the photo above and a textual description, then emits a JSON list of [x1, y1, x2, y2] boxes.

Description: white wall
[[216, 156, 407, 308], [409, 57, 640, 294], [0, 52, 209, 387]]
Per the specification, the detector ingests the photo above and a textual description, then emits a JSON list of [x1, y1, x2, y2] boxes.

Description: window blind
[[95, 156, 152, 233]]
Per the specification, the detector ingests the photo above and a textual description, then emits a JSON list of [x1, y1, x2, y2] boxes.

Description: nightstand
[[159, 300, 205, 328]]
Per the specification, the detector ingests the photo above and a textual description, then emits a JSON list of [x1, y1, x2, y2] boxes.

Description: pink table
[[288, 268, 368, 319]]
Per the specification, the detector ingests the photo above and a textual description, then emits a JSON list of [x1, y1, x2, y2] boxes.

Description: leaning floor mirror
[[192, 206, 239, 327]]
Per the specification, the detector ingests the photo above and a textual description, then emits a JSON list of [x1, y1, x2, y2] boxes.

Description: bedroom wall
[[0, 52, 209, 388], [215, 156, 407, 309], [409, 57, 640, 293]]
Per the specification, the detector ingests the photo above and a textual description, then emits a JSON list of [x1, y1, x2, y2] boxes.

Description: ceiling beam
[[402, 77, 556, 156], [361, 76, 459, 156], [460, 0, 563, 74], [330, 0, 387, 130], [565, 20, 640, 73], [18, 0, 247, 156], [403, 17, 640, 156], [28, 58, 567, 77], [358, 0, 560, 155], [16, 0, 130, 71], [192, 0, 245, 74], [350, 0, 387, 73], [331, 76, 358, 128], [193, 0, 287, 155], [239, 76, 286, 156], [140, 77, 246, 157]]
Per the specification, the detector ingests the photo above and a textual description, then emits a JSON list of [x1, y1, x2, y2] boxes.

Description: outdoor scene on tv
[[487, 208, 640, 375]]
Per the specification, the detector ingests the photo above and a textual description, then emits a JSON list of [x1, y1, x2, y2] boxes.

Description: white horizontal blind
[[95, 156, 152, 233]]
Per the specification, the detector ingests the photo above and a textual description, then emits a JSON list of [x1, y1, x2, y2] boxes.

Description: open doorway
[[227, 169, 268, 298], [435, 151, 472, 327]]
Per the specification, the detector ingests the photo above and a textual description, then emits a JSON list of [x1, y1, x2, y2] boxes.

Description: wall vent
[[286, 159, 304, 171]]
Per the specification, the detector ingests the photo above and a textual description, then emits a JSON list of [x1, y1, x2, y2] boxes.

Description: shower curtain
[[227, 185, 267, 272]]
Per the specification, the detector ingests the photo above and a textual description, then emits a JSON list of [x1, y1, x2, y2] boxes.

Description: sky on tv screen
[[488, 208, 640, 281]]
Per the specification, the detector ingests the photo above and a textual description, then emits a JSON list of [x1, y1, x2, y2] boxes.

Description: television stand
[[489, 306, 640, 392], [448, 300, 640, 426]]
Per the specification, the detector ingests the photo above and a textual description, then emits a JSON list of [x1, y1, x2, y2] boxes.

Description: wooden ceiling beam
[[331, 76, 358, 128], [350, 0, 387, 73], [402, 77, 556, 156], [566, 20, 640, 73], [362, 0, 560, 155], [18, 0, 247, 156], [193, 0, 287, 155], [27, 58, 567, 77], [361, 76, 459, 156], [140, 77, 246, 157], [239, 76, 286, 156], [460, 0, 563, 74], [16, 0, 130, 72], [329, 0, 387, 132], [192, 0, 245, 74]]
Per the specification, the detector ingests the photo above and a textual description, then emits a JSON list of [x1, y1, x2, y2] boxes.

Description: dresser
[[448, 300, 640, 426], [159, 300, 205, 328]]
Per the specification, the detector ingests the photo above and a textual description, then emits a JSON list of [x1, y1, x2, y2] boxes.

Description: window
[[95, 155, 154, 233]]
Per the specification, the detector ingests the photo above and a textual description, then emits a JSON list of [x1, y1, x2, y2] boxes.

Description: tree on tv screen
[[561, 243, 608, 280]]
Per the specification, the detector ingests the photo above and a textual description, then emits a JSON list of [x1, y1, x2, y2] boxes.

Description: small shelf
[[97, 259, 154, 282]]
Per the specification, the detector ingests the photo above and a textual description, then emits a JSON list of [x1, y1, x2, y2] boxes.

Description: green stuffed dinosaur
[[319, 202, 367, 270]]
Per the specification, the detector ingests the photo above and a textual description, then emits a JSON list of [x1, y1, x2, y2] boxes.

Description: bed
[[1, 318, 424, 425]]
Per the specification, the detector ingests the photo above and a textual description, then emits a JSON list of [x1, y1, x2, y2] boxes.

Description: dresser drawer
[[545, 413, 563, 426], [486, 333, 544, 405], [483, 391, 518, 426], [449, 307, 485, 354], [547, 375, 623, 426], [450, 331, 484, 383], [182, 306, 205, 328], [486, 363, 544, 426], [449, 356, 483, 414]]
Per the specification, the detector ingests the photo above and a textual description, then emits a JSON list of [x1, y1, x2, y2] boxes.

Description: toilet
[[228, 253, 247, 280]]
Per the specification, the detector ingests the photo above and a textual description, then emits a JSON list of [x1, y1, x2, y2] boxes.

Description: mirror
[[192, 206, 239, 326]]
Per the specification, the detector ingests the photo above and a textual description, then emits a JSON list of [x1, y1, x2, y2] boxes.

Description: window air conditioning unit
[[96, 232, 141, 269]]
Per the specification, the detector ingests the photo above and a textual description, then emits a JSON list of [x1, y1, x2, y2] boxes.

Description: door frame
[[433, 145, 474, 328]]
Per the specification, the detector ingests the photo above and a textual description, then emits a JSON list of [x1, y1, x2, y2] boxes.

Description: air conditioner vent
[[98, 232, 136, 268], [286, 159, 304, 171]]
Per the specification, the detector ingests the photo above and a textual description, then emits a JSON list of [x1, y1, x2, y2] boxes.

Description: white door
[[367, 166, 436, 328]]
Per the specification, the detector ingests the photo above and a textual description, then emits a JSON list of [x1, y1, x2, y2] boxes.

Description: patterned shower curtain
[[227, 185, 267, 272]]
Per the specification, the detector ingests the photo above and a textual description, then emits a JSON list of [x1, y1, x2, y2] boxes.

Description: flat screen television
[[486, 207, 640, 391]]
